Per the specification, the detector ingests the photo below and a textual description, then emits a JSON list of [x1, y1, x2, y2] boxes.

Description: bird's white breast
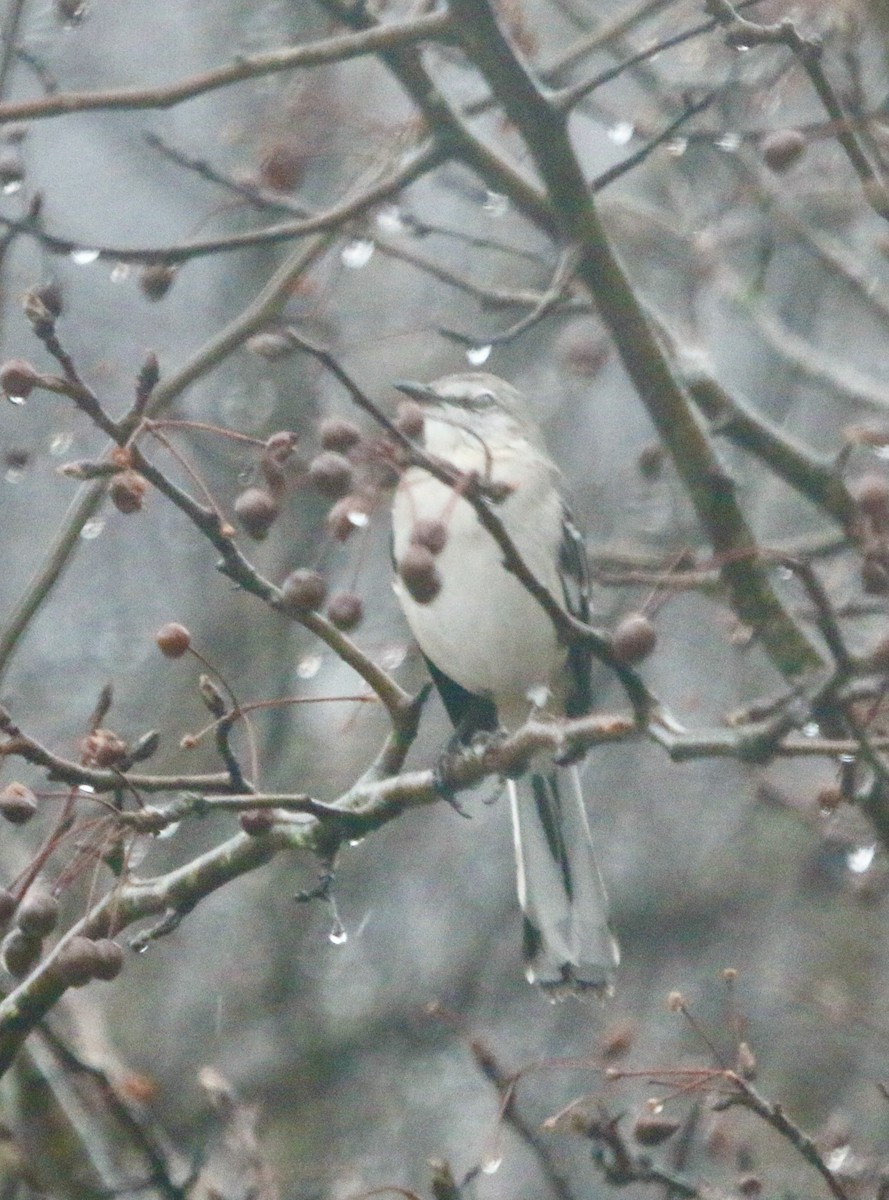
[[392, 415, 568, 724]]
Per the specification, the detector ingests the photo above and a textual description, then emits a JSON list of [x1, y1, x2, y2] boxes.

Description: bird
[[390, 371, 619, 994]]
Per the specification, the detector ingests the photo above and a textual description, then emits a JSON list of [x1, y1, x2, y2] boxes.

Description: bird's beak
[[393, 380, 437, 403]]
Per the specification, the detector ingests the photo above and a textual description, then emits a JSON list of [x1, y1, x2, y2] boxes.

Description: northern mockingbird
[[391, 372, 619, 994]]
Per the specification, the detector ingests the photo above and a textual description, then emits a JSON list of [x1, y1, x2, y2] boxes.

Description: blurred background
[[2, 0, 889, 1196]]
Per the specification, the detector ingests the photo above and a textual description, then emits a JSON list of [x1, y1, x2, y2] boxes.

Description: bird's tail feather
[[508, 766, 619, 995]]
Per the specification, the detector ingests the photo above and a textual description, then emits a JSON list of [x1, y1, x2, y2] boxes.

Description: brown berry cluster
[[233, 431, 300, 541], [0, 887, 124, 984], [397, 518, 448, 605], [276, 413, 410, 632]]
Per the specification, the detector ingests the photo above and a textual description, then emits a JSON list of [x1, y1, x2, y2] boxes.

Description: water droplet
[[607, 121, 635, 146], [665, 138, 688, 158], [110, 262, 130, 283], [734, 42, 751, 53], [375, 204, 407, 234], [648, 1100, 664, 1114], [482, 190, 508, 217], [328, 920, 348, 945], [825, 1145, 850, 1171], [776, 565, 794, 580], [6, 394, 26, 406], [481, 1156, 502, 1175], [341, 239, 375, 269], [348, 837, 365, 848], [78, 784, 95, 795], [80, 517, 105, 540], [715, 132, 741, 152], [70, 248, 100, 265], [135, 941, 150, 954], [466, 344, 492, 366], [848, 844, 876, 874], [526, 684, 551, 709], [379, 644, 407, 671], [1, 179, 21, 195], [802, 721, 820, 738], [296, 654, 322, 680], [49, 431, 73, 456], [4, 466, 22, 483], [347, 509, 369, 528], [157, 820, 181, 840], [838, 753, 856, 764]]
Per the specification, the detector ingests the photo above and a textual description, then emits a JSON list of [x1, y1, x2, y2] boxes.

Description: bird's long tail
[[508, 766, 619, 995]]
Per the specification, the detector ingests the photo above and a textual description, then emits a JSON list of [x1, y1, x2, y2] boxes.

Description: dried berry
[[738, 1176, 762, 1198], [16, 892, 59, 938], [1, 928, 41, 976], [240, 808, 275, 836], [852, 473, 889, 524], [281, 568, 327, 612], [326, 495, 370, 542], [632, 1116, 681, 1145], [395, 401, 424, 440], [264, 430, 299, 463], [234, 487, 280, 540], [261, 431, 299, 496], [307, 451, 353, 500], [90, 938, 125, 981], [409, 518, 448, 556], [611, 614, 657, 665], [259, 144, 303, 192], [81, 728, 129, 768], [761, 128, 806, 172], [0, 782, 37, 825], [326, 591, 364, 630], [156, 622, 191, 658], [56, 936, 102, 987], [109, 470, 147, 514], [319, 418, 362, 454], [398, 544, 442, 605], [139, 263, 177, 301], [816, 786, 843, 813], [0, 358, 39, 400]]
